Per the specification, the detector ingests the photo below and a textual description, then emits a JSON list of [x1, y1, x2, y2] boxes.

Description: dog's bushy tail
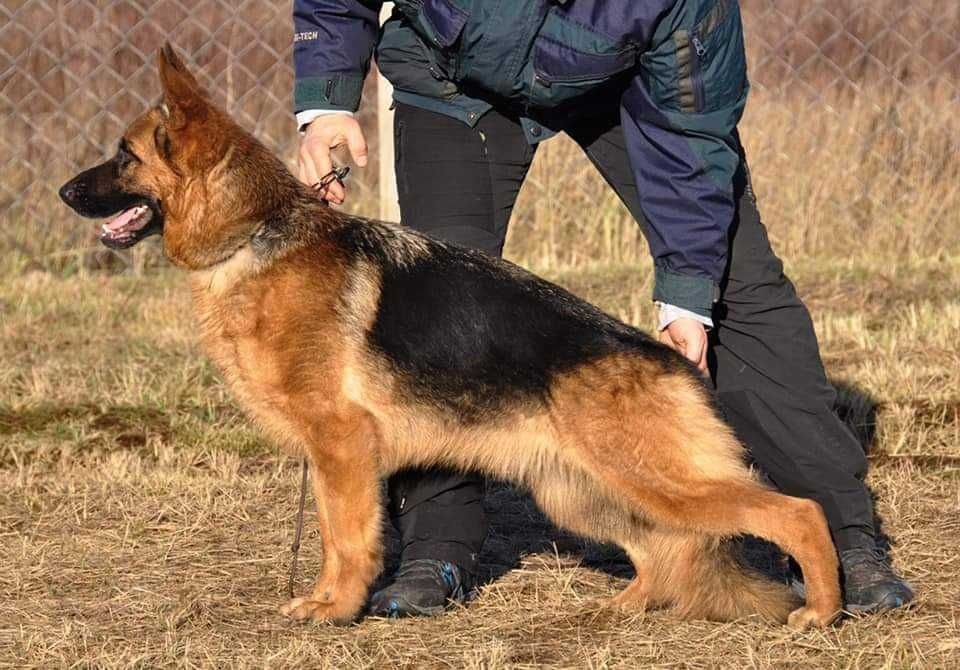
[[646, 530, 800, 623]]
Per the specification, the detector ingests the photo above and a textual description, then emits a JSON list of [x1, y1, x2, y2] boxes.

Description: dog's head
[[60, 43, 288, 269]]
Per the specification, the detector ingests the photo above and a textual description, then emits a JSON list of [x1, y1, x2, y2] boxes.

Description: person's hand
[[298, 114, 368, 204], [658, 317, 709, 373]]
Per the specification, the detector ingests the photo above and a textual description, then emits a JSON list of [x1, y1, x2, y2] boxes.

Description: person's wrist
[[297, 109, 354, 134], [656, 302, 714, 331]]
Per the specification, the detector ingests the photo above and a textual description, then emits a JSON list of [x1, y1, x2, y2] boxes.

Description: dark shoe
[[368, 559, 473, 618], [840, 547, 914, 613]]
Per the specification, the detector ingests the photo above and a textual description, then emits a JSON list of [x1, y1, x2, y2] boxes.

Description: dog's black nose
[[59, 180, 80, 205]]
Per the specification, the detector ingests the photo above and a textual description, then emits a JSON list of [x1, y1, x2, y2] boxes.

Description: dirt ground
[[2, 258, 958, 668]]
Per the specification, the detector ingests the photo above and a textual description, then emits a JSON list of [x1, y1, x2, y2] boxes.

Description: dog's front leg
[[280, 409, 383, 624]]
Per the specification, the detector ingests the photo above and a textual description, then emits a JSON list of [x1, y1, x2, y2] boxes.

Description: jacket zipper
[[690, 32, 706, 112]]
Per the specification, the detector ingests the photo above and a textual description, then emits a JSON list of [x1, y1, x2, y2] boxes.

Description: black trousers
[[388, 102, 876, 573]]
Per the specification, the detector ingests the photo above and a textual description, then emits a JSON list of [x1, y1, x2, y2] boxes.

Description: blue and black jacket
[[293, 0, 750, 318]]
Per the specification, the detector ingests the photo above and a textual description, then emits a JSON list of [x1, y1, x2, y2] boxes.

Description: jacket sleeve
[[293, 0, 383, 113], [620, 0, 749, 318]]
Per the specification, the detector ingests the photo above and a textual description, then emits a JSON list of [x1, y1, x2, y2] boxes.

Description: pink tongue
[[105, 208, 139, 232]]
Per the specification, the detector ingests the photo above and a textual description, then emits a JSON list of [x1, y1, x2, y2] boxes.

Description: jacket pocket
[[674, 0, 746, 114], [377, 15, 460, 99], [533, 37, 636, 85], [528, 21, 636, 109], [399, 0, 470, 80], [416, 0, 469, 49]]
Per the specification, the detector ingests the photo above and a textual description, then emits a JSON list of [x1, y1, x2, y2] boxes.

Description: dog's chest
[[189, 271, 347, 452], [193, 287, 306, 447], [203, 303, 273, 385]]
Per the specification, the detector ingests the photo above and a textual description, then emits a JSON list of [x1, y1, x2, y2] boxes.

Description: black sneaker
[[368, 559, 473, 618], [840, 547, 914, 613]]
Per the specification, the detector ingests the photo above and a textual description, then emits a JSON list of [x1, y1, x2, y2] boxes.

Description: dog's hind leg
[[630, 482, 838, 629], [525, 456, 666, 612], [280, 407, 384, 623], [551, 361, 840, 627], [528, 459, 793, 620], [581, 457, 837, 627], [604, 543, 663, 612]]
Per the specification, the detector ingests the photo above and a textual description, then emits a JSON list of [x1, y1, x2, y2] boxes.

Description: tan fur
[[100, 45, 843, 628], [193, 245, 259, 296]]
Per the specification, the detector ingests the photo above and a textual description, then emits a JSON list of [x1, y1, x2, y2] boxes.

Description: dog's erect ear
[[157, 42, 207, 129]]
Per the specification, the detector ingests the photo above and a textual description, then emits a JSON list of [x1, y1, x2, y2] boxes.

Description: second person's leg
[[565, 112, 874, 549], [566, 112, 911, 610], [369, 102, 536, 616]]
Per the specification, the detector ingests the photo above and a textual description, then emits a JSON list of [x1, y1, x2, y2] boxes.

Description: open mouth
[[99, 201, 162, 249]]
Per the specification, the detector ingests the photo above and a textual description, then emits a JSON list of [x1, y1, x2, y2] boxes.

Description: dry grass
[[2, 253, 958, 668], [500, 87, 960, 273]]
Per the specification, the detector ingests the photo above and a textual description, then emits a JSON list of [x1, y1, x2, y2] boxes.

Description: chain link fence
[[1, 1, 958, 272], [737, 0, 959, 261]]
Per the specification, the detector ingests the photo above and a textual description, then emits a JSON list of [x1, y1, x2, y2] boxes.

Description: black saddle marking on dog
[[336, 223, 681, 421]]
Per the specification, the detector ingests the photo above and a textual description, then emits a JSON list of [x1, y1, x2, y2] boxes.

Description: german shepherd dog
[[60, 45, 841, 629]]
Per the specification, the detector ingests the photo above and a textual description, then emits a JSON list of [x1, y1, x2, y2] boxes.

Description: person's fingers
[[682, 331, 703, 367], [678, 327, 707, 372], [670, 332, 689, 360], [660, 329, 689, 360], [297, 158, 308, 186], [325, 180, 346, 204], [306, 139, 350, 203], [660, 320, 709, 373], [692, 336, 708, 372], [344, 122, 368, 168], [299, 145, 322, 191]]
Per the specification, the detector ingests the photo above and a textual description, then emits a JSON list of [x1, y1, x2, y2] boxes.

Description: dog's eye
[[117, 139, 141, 165]]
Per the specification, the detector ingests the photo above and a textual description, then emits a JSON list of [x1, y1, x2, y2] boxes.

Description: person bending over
[[292, 0, 913, 617]]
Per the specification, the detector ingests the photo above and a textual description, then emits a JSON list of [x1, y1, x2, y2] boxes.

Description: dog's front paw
[[786, 605, 839, 630], [280, 596, 356, 624], [603, 579, 653, 613]]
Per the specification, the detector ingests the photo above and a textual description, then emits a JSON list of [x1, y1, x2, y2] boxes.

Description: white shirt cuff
[[656, 302, 714, 331], [296, 109, 354, 133]]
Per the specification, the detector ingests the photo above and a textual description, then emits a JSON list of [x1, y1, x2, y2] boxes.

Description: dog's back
[[332, 217, 688, 419]]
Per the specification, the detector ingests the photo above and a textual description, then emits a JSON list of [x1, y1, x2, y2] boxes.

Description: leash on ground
[[288, 166, 349, 599], [287, 458, 310, 599]]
